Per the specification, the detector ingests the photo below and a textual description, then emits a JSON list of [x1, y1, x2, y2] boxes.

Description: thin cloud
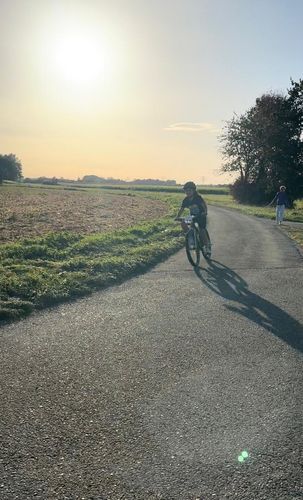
[[164, 122, 220, 134]]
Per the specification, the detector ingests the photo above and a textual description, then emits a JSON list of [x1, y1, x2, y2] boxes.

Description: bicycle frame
[[176, 215, 211, 267]]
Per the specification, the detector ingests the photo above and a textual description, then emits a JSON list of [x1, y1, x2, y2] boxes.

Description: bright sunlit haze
[[1, 0, 302, 184], [52, 32, 111, 85]]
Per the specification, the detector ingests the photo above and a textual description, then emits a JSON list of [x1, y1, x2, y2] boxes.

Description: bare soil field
[[0, 186, 169, 243]]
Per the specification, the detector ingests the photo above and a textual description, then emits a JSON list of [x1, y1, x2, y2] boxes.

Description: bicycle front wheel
[[185, 229, 200, 267]]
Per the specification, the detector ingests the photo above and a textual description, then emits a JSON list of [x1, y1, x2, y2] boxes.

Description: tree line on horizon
[[220, 78, 303, 205], [0, 163, 179, 187], [19, 175, 178, 186], [79, 175, 177, 186]]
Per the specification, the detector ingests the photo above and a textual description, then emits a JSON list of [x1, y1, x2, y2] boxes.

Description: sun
[[52, 31, 112, 85]]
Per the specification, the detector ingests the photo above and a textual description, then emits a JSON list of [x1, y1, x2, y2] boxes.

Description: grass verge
[[0, 215, 184, 322], [283, 226, 303, 252], [204, 195, 303, 222]]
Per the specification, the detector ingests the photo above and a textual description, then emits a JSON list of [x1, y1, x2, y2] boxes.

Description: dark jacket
[[271, 191, 289, 206], [181, 193, 207, 216]]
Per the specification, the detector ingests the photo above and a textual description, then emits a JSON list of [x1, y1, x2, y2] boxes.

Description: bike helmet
[[183, 181, 196, 191]]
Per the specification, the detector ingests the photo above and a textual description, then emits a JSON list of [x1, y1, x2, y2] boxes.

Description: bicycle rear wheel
[[185, 228, 200, 267]]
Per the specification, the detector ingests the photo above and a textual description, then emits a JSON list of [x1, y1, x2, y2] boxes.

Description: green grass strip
[[0, 215, 184, 321]]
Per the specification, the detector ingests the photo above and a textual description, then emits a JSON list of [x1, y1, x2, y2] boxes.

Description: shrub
[[230, 179, 267, 204]]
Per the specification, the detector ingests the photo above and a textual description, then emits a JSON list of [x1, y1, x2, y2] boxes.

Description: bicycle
[[176, 215, 211, 267]]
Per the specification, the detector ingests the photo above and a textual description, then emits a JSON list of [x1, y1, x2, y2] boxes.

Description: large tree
[[220, 79, 303, 204], [287, 78, 303, 194], [219, 109, 259, 183], [0, 154, 23, 184]]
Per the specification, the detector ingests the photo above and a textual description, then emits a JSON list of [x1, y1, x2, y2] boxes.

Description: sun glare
[[52, 31, 113, 85]]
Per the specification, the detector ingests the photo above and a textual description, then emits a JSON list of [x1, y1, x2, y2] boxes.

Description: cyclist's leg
[[198, 216, 211, 257], [199, 228, 208, 246], [197, 215, 208, 246]]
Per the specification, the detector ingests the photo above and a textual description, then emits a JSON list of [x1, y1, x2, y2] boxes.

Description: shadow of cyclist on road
[[195, 260, 303, 353]]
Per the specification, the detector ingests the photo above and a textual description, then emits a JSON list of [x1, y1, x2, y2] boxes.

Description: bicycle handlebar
[[175, 214, 206, 222]]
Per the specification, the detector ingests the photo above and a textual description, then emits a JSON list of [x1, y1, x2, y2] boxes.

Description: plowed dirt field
[[0, 186, 169, 243]]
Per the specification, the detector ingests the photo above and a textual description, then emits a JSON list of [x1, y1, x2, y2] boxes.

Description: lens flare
[[237, 450, 249, 462]]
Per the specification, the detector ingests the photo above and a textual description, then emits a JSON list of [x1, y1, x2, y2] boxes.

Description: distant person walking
[[269, 185, 289, 225]]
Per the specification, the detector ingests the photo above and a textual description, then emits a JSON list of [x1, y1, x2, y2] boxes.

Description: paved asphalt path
[[1, 206, 303, 500]]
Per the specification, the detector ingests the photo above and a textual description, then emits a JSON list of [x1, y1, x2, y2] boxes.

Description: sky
[[0, 0, 302, 184]]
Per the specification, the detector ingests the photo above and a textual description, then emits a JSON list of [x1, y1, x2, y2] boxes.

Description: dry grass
[[283, 226, 303, 251], [0, 185, 169, 243]]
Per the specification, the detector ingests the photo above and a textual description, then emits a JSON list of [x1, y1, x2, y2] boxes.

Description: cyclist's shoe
[[203, 245, 212, 259]]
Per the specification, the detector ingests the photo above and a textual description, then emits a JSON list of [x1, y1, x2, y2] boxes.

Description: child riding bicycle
[[175, 181, 211, 257]]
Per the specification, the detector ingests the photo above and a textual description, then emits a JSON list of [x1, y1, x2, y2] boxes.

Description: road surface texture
[[1, 206, 302, 500]]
